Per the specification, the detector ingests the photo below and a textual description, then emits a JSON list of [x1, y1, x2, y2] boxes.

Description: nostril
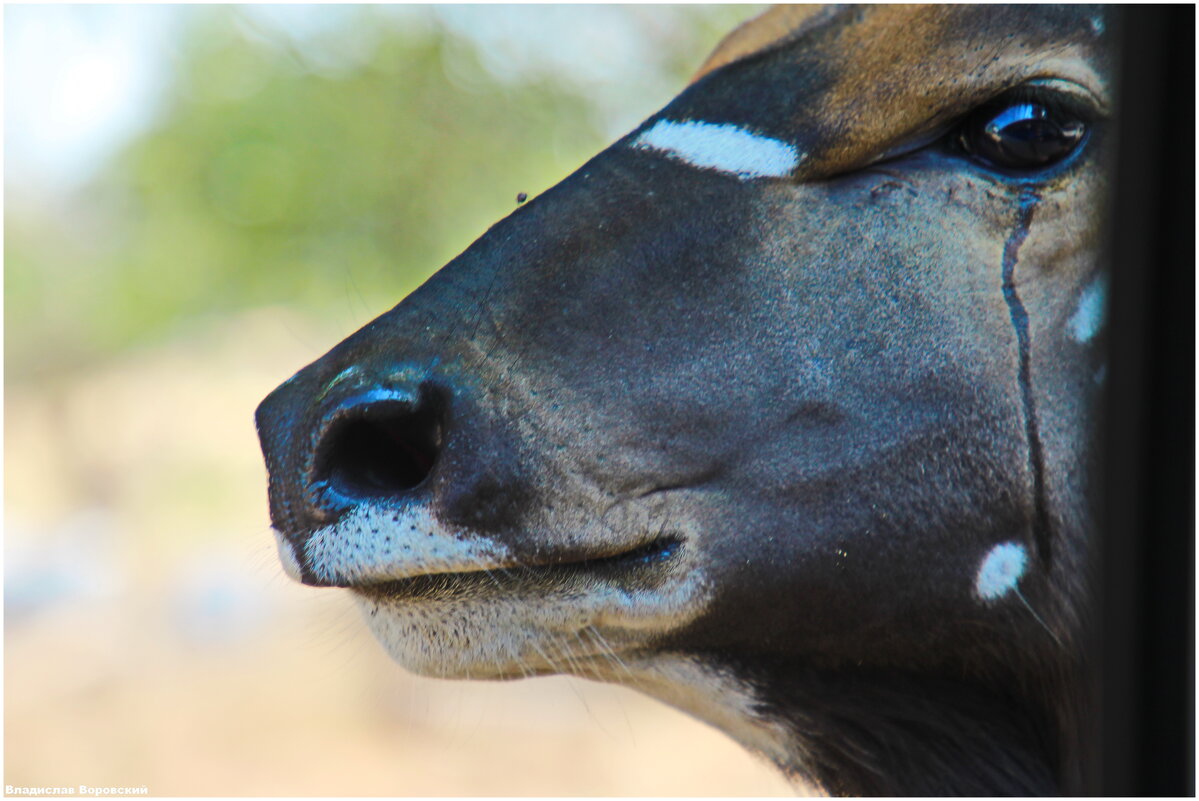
[[313, 392, 443, 506]]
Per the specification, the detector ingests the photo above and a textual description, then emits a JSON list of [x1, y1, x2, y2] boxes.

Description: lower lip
[[355, 536, 683, 601]]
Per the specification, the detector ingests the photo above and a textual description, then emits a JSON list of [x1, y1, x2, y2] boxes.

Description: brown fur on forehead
[[692, 5, 834, 83], [807, 5, 1106, 172], [691, 5, 1108, 180]]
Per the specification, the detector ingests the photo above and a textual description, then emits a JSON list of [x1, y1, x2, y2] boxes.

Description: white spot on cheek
[[975, 541, 1028, 601], [1068, 273, 1107, 343], [1091, 14, 1105, 36], [631, 118, 802, 180], [273, 529, 304, 582]]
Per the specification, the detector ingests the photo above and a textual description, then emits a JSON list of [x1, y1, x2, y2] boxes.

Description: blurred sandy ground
[[5, 304, 795, 795]]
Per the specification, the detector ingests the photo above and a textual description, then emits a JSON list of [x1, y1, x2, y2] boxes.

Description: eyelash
[[969, 86, 1096, 129]]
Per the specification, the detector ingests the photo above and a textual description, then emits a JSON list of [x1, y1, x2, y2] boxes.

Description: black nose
[[310, 387, 444, 513]]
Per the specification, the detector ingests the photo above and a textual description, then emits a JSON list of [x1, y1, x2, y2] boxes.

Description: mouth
[[353, 534, 684, 602]]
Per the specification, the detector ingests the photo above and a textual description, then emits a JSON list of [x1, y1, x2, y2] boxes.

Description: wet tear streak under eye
[[1001, 189, 1052, 565]]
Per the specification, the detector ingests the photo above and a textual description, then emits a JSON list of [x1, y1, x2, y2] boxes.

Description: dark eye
[[959, 98, 1087, 171]]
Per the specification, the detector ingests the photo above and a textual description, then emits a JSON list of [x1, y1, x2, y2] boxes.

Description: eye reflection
[[962, 99, 1088, 170]]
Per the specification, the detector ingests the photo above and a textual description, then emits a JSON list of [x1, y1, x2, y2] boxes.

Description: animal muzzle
[[255, 350, 498, 588], [255, 147, 747, 591]]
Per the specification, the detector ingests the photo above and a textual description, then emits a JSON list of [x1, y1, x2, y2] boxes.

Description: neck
[[767, 665, 1059, 795], [617, 651, 1072, 796]]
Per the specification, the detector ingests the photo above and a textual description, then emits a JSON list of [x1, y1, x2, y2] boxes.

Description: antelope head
[[257, 6, 1109, 794]]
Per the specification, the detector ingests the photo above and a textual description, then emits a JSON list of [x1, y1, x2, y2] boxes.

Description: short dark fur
[[257, 6, 1107, 795]]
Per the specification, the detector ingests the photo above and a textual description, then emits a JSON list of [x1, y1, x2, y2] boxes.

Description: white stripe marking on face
[[1068, 273, 1107, 343], [632, 119, 801, 180]]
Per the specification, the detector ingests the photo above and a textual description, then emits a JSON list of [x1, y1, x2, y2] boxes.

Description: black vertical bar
[[1101, 4, 1195, 795]]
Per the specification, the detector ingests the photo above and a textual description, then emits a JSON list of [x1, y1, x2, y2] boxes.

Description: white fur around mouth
[[278, 503, 684, 593], [274, 505, 712, 681], [355, 543, 710, 681], [299, 505, 513, 585]]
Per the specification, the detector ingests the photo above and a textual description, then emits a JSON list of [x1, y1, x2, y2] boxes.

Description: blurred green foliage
[[5, 5, 759, 383]]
